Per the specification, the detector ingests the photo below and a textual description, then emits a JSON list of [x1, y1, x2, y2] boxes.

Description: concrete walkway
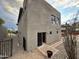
[[7, 38, 65, 59], [8, 49, 45, 59], [8, 36, 79, 59]]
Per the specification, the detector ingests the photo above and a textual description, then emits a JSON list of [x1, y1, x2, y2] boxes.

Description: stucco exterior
[[18, 0, 61, 51]]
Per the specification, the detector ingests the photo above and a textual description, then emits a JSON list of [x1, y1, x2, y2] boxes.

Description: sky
[[0, 0, 79, 30]]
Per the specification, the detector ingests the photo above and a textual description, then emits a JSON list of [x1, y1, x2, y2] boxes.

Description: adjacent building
[[0, 26, 8, 40], [17, 0, 61, 51]]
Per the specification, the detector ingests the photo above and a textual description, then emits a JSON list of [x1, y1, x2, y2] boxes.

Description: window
[[51, 15, 60, 25], [58, 17, 60, 25], [51, 15, 55, 24], [56, 17, 59, 25], [56, 31, 58, 34], [50, 31, 52, 34], [55, 17, 57, 24]]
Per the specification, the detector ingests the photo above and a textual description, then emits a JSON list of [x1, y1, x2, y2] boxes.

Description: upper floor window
[[51, 15, 55, 24], [51, 15, 60, 25], [55, 17, 59, 25], [58, 17, 60, 25]]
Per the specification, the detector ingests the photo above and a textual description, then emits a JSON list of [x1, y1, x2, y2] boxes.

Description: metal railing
[[0, 39, 13, 58]]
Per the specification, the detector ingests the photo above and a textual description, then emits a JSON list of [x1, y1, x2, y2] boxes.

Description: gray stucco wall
[[26, 0, 61, 51], [18, 12, 28, 50], [18, 0, 61, 51]]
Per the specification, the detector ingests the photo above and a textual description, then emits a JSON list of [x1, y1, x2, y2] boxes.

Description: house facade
[[17, 0, 61, 51]]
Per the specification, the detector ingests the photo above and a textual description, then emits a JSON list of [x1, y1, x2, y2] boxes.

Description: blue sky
[[0, 0, 79, 30]]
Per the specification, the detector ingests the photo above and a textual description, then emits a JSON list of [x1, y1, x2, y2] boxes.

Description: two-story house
[[17, 0, 61, 52]]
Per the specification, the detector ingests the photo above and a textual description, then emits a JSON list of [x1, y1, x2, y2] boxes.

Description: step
[[37, 43, 59, 56]]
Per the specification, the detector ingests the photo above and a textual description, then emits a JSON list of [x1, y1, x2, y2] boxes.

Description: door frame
[[23, 37, 27, 51], [37, 32, 46, 46]]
